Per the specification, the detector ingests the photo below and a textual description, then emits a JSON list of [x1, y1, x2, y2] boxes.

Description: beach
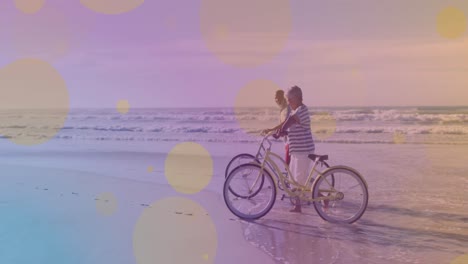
[[0, 106, 467, 263], [0, 141, 275, 264], [0, 139, 466, 264]]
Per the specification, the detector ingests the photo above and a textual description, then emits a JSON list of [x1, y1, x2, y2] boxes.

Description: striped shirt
[[286, 104, 315, 154]]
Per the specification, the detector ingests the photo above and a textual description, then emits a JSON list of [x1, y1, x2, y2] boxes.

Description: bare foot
[[289, 206, 302, 213]]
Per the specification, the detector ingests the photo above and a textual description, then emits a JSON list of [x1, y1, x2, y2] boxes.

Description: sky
[[1, 0, 468, 108]]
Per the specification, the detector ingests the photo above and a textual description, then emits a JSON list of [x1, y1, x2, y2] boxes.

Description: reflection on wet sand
[[230, 144, 468, 264], [236, 199, 467, 264]]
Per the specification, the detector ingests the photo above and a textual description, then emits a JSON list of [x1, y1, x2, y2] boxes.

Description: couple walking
[[262, 86, 315, 213]]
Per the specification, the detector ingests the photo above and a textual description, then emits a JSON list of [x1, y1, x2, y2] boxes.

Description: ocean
[[1, 106, 467, 145]]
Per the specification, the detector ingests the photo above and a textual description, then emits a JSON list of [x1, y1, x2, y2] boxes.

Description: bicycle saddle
[[308, 154, 328, 161]]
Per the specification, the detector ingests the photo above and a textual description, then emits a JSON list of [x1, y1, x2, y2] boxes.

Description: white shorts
[[289, 152, 312, 186]]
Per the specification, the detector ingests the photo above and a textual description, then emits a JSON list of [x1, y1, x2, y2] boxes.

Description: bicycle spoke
[[224, 164, 276, 220], [313, 167, 368, 224], [342, 183, 361, 193]]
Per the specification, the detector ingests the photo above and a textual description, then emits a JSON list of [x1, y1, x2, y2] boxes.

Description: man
[[262, 90, 291, 165]]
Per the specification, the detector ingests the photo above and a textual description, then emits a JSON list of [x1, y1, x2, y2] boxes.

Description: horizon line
[[1, 105, 468, 110]]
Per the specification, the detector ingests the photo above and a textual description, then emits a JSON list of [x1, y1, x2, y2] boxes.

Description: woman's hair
[[287, 85, 303, 101], [275, 90, 285, 97]]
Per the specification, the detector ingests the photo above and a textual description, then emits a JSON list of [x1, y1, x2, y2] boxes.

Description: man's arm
[[280, 113, 300, 132], [263, 121, 286, 134], [262, 120, 286, 135]]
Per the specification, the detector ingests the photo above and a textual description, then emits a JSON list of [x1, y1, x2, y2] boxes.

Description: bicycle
[[225, 133, 330, 205], [223, 132, 369, 224]]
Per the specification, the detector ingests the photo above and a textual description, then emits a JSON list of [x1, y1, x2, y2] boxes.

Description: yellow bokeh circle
[[14, 0, 45, 14], [234, 79, 284, 135], [212, 24, 229, 41], [133, 197, 217, 264], [451, 254, 468, 264], [393, 130, 406, 144], [436, 7, 467, 39], [310, 112, 337, 140], [165, 142, 213, 194], [12, 7, 70, 60], [0, 58, 69, 145], [147, 166, 154, 173], [200, 0, 292, 68], [116, 100, 130, 114], [80, 0, 144, 15], [96, 192, 118, 216]]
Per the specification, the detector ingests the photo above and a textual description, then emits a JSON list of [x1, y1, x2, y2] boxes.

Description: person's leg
[[289, 153, 298, 186], [294, 153, 311, 186], [291, 153, 311, 213], [285, 144, 290, 166], [289, 153, 303, 213], [289, 153, 312, 213]]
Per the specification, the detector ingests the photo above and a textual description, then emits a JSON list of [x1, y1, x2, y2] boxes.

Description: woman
[[277, 85, 315, 213]]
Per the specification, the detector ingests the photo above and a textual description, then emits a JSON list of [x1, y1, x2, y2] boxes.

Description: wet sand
[[233, 143, 468, 264]]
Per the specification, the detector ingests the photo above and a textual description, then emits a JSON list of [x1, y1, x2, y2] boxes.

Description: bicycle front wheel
[[224, 163, 276, 220], [312, 166, 368, 224]]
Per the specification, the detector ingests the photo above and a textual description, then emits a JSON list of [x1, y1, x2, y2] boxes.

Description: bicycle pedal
[[280, 194, 286, 201]]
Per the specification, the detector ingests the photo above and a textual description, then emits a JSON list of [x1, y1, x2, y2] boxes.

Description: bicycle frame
[[249, 134, 336, 202], [253, 135, 288, 179]]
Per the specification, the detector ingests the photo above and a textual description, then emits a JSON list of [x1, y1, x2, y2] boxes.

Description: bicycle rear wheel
[[225, 153, 256, 179], [224, 163, 276, 220], [289, 160, 332, 206], [225, 153, 263, 198], [312, 166, 368, 224]]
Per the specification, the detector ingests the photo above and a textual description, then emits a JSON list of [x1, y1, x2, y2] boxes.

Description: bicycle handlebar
[[264, 129, 287, 140], [257, 130, 288, 153]]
